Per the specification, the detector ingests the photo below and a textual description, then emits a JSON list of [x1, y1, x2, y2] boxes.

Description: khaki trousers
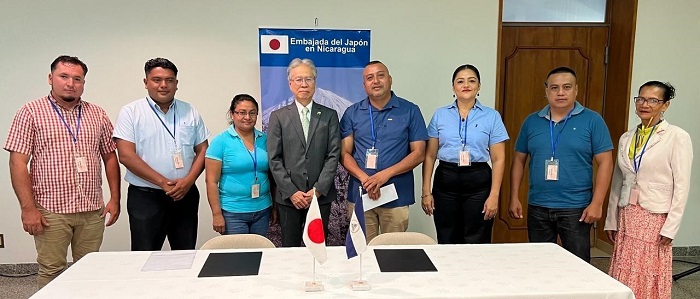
[[34, 206, 104, 286], [348, 204, 409, 242]]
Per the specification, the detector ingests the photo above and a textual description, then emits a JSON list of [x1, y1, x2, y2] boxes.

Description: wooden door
[[493, 26, 609, 243]]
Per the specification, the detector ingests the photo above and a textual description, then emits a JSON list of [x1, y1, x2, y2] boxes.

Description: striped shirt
[[4, 96, 117, 213]]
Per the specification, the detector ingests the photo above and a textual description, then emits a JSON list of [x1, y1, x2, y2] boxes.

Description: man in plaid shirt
[[5, 55, 122, 286]]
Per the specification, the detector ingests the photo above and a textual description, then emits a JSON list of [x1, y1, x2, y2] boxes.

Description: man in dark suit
[[267, 58, 340, 247]]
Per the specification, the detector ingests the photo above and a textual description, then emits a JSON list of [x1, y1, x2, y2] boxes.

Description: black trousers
[[433, 161, 493, 244], [277, 201, 331, 247], [127, 184, 199, 251]]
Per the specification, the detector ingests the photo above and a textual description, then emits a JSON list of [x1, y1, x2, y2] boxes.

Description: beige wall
[[1, 0, 697, 264], [0, 0, 499, 263], [629, 0, 700, 246]]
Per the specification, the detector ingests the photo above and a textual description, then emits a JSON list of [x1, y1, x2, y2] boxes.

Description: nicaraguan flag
[[303, 190, 327, 264], [346, 187, 367, 258]]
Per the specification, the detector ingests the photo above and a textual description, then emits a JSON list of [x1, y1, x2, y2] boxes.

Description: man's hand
[[509, 198, 523, 219], [165, 178, 194, 200], [101, 198, 121, 227], [483, 195, 499, 220], [579, 202, 602, 223], [290, 191, 310, 209], [362, 170, 391, 199], [22, 207, 49, 235]]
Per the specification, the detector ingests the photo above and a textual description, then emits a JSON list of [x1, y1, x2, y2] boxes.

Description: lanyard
[[368, 101, 376, 148], [241, 134, 259, 182], [147, 98, 176, 140], [456, 101, 473, 149], [548, 109, 573, 159], [632, 123, 658, 174], [49, 95, 82, 144]]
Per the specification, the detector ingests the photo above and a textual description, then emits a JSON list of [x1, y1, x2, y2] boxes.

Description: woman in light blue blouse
[[421, 64, 509, 244], [205, 94, 272, 235]]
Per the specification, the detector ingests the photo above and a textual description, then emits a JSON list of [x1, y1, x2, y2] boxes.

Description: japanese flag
[[303, 189, 327, 264], [260, 35, 289, 54]]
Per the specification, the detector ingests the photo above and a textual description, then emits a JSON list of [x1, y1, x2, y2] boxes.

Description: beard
[[62, 97, 77, 102]]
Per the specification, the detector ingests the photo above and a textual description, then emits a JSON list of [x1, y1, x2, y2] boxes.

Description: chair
[[367, 232, 437, 246], [200, 234, 276, 250]]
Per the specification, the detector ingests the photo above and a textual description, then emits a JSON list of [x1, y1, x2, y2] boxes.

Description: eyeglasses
[[290, 77, 316, 85], [233, 110, 258, 117], [633, 97, 665, 106]]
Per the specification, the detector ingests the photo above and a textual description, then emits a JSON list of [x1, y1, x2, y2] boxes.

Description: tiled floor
[[2, 254, 700, 298]]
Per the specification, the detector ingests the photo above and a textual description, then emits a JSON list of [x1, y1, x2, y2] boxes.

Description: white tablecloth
[[31, 243, 634, 299]]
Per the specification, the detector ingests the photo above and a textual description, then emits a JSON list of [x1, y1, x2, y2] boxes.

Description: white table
[[31, 243, 634, 299]]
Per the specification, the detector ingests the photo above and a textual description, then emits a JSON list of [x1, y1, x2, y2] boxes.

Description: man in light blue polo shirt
[[340, 60, 429, 242], [114, 58, 210, 251], [509, 66, 613, 262]]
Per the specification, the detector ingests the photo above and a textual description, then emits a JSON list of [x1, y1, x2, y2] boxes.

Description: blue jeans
[[222, 207, 271, 236], [527, 204, 591, 262]]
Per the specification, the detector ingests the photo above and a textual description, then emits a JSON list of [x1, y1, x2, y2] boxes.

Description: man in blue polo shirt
[[509, 66, 613, 262], [340, 60, 428, 242]]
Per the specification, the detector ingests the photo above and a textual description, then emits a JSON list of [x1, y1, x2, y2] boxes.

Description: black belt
[[129, 185, 164, 193], [438, 161, 489, 168]]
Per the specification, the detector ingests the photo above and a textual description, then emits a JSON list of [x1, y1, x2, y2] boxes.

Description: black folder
[[197, 252, 263, 277], [373, 249, 438, 272]]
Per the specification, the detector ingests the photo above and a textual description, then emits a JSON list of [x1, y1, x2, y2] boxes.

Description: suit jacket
[[267, 101, 340, 206], [604, 120, 693, 239]]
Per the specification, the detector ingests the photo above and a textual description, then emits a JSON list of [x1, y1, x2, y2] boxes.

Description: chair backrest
[[367, 232, 437, 246], [200, 234, 276, 250]]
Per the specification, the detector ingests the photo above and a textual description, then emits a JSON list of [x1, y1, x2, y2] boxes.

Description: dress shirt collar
[[146, 96, 176, 113], [360, 91, 400, 110], [537, 101, 585, 120], [294, 99, 314, 115], [448, 99, 485, 111]]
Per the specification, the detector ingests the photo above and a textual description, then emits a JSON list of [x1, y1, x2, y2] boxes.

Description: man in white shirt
[[113, 58, 210, 250]]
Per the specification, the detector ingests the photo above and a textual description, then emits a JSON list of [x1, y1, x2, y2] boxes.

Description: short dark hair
[[452, 64, 481, 83], [639, 81, 676, 101], [365, 60, 384, 67], [145, 58, 178, 76], [51, 55, 88, 76], [545, 66, 577, 87]]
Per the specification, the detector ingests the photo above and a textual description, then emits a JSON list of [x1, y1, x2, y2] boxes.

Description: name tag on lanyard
[[546, 110, 572, 181], [545, 158, 559, 181], [172, 148, 184, 169]]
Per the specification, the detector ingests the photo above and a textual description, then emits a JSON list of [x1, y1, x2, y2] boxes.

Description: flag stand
[[305, 257, 324, 292], [351, 253, 371, 291]]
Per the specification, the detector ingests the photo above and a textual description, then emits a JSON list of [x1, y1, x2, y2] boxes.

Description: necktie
[[302, 106, 310, 140]]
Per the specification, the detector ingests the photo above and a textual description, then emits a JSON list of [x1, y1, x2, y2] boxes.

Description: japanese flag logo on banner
[[260, 35, 289, 54], [303, 190, 327, 264]]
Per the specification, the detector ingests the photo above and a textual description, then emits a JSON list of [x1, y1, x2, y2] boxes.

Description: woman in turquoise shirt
[[205, 94, 272, 235], [421, 64, 509, 244]]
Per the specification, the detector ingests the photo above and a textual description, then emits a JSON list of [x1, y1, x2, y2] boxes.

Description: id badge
[[545, 158, 559, 181], [366, 148, 379, 169], [629, 185, 640, 205], [75, 155, 88, 173], [251, 184, 260, 199], [172, 149, 184, 169], [459, 149, 471, 166]]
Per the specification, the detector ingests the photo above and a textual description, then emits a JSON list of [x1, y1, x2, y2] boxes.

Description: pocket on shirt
[[179, 126, 197, 146], [384, 118, 409, 141], [645, 182, 673, 209]]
